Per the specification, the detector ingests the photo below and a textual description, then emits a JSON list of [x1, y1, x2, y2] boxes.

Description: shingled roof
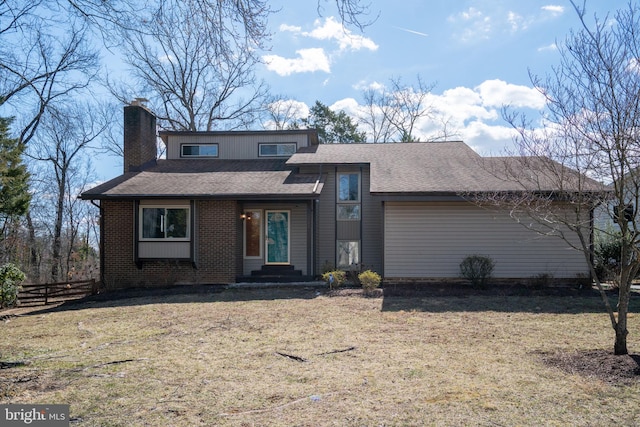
[[81, 141, 605, 200], [287, 142, 605, 194], [80, 159, 324, 200]]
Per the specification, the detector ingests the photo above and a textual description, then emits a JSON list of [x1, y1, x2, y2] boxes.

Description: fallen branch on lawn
[[317, 346, 356, 356], [75, 358, 147, 371], [275, 352, 307, 362]]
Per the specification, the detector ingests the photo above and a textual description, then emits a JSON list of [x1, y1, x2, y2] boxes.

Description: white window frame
[[243, 209, 263, 259], [180, 144, 219, 158], [258, 143, 297, 157], [139, 205, 191, 241]]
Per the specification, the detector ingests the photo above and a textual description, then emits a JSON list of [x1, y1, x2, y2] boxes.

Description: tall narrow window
[[244, 210, 262, 257], [337, 172, 361, 220]]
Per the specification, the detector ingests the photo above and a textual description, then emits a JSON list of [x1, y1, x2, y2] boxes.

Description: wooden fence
[[18, 279, 98, 306]]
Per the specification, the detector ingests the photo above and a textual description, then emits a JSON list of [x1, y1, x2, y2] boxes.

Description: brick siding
[[101, 199, 240, 288]]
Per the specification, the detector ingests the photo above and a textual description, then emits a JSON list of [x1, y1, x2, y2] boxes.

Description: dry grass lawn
[[1, 285, 640, 426]]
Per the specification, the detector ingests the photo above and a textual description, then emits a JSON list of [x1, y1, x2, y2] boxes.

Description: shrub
[[321, 260, 336, 274], [529, 273, 554, 289], [0, 263, 26, 308], [459, 255, 495, 288], [322, 270, 346, 290], [594, 231, 622, 284], [358, 270, 381, 296]]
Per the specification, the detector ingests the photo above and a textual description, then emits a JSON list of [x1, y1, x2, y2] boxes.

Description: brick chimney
[[123, 100, 157, 173]]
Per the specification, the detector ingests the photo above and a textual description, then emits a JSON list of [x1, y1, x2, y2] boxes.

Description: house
[[80, 104, 599, 287]]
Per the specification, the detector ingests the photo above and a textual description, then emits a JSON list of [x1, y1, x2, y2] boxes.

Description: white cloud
[[476, 79, 546, 109], [263, 17, 377, 77], [541, 5, 565, 15], [330, 97, 360, 115], [435, 87, 497, 123], [507, 11, 526, 32], [268, 99, 309, 119], [626, 58, 640, 74], [286, 79, 542, 152], [262, 48, 331, 76], [449, 7, 492, 42], [302, 17, 378, 51], [353, 80, 385, 92], [279, 24, 302, 33], [537, 43, 557, 52]]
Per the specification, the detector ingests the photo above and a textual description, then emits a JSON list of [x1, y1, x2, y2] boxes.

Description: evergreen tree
[[301, 101, 366, 144], [0, 117, 30, 232]]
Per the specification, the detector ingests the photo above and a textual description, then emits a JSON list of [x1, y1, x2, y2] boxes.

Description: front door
[[266, 210, 290, 264]]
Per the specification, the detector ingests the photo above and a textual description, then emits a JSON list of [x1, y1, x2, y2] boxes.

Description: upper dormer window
[[181, 144, 218, 157], [259, 143, 296, 157]]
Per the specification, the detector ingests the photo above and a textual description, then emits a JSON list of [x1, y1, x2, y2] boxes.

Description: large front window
[[140, 207, 189, 240]]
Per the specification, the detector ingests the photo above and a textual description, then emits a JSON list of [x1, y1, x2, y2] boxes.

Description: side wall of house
[[383, 201, 589, 281], [102, 199, 239, 288]]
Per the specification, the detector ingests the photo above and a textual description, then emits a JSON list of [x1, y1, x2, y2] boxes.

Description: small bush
[[594, 231, 622, 284], [460, 255, 495, 288], [529, 273, 554, 289], [0, 263, 26, 308], [358, 270, 381, 296], [321, 260, 336, 274], [322, 270, 346, 290]]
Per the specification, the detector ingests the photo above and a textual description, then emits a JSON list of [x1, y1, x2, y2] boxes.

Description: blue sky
[[255, 0, 617, 149], [95, 0, 620, 180]]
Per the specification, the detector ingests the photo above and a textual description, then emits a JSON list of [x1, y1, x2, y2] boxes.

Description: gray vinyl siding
[[166, 134, 310, 160], [241, 203, 309, 276], [384, 202, 588, 279], [361, 168, 383, 274], [316, 170, 336, 271]]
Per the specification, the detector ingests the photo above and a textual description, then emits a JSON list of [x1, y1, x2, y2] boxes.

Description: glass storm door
[[266, 211, 290, 264]]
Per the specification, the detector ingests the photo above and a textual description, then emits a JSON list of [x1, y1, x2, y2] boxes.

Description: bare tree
[[359, 75, 447, 142], [109, 0, 271, 132], [319, 0, 379, 31], [27, 105, 106, 282], [487, 1, 640, 355], [262, 95, 309, 130], [0, 3, 99, 145]]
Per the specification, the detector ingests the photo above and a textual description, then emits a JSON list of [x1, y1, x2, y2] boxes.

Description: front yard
[[1, 285, 639, 426]]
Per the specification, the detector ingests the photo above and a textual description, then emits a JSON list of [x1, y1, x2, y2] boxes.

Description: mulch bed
[[536, 349, 640, 386]]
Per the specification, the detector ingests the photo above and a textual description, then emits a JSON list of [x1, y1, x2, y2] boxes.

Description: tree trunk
[[614, 323, 629, 355], [614, 283, 631, 355], [50, 169, 66, 282], [26, 210, 40, 282]]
